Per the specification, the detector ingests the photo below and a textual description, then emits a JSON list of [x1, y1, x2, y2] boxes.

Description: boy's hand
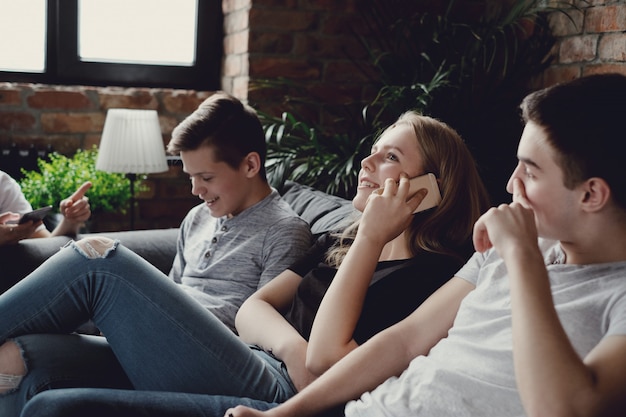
[[360, 176, 426, 246], [59, 181, 92, 224], [473, 178, 538, 258]]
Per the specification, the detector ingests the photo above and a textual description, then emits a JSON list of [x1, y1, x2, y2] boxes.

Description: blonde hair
[[325, 111, 490, 267]]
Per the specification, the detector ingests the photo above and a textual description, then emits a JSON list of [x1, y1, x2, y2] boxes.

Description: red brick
[[98, 89, 158, 110], [548, 8, 584, 36], [224, 9, 249, 34], [250, 57, 321, 79], [301, 0, 356, 12], [224, 54, 246, 78], [161, 92, 211, 114], [0, 111, 36, 131], [249, 32, 293, 54], [598, 33, 626, 60], [222, 0, 252, 15], [324, 61, 372, 83], [542, 66, 582, 88], [293, 34, 366, 60], [27, 90, 92, 110], [0, 88, 22, 106], [584, 63, 626, 76], [232, 77, 251, 100], [41, 112, 105, 134], [225, 30, 251, 55], [585, 4, 626, 33], [249, 9, 317, 31], [559, 35, 599, 63]]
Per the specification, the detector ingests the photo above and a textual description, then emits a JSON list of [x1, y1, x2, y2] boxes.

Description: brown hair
[[520, 73, 626, 209], [167, 92, 267, 181], [326, 111, 490, 267]]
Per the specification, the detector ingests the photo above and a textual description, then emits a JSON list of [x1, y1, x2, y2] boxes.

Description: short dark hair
[[520, 73, 626, 209], [167, 92, 267, 181]]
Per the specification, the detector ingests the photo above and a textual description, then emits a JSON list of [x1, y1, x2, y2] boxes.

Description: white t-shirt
[[0, 170, 47, 233], [345, 239, 626, 417], [0, 170, 33, 214]]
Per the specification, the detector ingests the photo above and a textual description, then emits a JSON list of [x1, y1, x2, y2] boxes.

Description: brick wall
[[1, 0, 624, 231], [0, 85, 210, 231], [539, 0, 626, 86]]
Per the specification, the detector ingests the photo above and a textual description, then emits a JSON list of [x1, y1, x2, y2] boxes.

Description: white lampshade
[[96, 109, 168, 174]]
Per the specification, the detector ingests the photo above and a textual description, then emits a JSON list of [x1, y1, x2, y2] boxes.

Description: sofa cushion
[[0, 228, 179, 294], [279, 181, 355, 235]]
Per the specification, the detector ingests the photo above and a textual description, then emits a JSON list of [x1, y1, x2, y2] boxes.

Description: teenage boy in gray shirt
[[167, 92, 311, 332]]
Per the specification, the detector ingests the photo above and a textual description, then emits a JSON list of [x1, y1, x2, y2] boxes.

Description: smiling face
[[506, 121, 581, 240], [353, 124, 425, 212], [181, 145, 257, 218]]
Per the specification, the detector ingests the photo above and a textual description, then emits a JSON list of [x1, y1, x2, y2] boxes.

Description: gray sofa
[[0, 181, 355, 293]]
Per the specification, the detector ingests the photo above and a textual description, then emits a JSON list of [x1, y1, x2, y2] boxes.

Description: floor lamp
[[96, 109, 168, 230]]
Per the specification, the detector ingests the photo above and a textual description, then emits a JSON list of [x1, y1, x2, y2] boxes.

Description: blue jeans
[[21, 388, 278, 417], [0, 241, 297, 416]]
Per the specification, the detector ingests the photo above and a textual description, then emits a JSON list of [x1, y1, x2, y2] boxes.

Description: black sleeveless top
[[285, 234, 470, 344]]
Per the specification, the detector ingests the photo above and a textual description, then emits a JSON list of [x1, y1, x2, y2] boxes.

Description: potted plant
[[19, 146, 138, 229]]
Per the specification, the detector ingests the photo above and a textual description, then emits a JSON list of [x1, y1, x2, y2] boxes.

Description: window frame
[[0, 0, 222, 90]]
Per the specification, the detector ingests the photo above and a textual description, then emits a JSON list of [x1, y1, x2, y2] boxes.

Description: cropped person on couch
[[0, 111, 490, 417], [163, 92, 311, 331], [0, 170, 92, 245], [205, 73, 626, 417]]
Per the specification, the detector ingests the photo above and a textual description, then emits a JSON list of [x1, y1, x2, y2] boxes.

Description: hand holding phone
[[8, 206, 53, 225], [408, 173, 442, 213]]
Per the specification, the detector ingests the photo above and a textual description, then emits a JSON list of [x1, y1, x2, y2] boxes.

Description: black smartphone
[[16, 206, 53, 224]]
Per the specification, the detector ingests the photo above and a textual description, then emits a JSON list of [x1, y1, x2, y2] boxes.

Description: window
[[0, 0, 222, 90]]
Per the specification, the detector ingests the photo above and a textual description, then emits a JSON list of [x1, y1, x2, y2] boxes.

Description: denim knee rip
[[68, 237, 120, 259], [0, 339, 27, 395]]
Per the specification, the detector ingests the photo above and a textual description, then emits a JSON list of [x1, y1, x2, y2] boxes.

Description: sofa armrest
[[0, 236, 73, 293], [0, 228, 179, 294]]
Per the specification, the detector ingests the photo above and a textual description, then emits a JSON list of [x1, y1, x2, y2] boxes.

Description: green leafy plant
[[261, 111, 375, 199], [19, 146, 137, 214], [259, 0, 569, 203]]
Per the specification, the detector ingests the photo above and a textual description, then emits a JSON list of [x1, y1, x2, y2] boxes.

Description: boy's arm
[[474, 179, 626, 417], [229, 276, 474, 417], [507, 246, 626, 417], [258, 216, 312, 287]]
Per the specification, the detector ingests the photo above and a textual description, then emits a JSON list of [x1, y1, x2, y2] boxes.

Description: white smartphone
[[408, 173, 442, 213], [8, 205, 54, 225]]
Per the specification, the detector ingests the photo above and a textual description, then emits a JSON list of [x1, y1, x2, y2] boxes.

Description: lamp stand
[[126, 173, 137, 230]]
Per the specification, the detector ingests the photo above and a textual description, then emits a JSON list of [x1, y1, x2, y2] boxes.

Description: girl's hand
[[59, 182, 92, 224], [224, 406, 270, 417], [359, 176, 426, 246], [473, 178, 538, 260]]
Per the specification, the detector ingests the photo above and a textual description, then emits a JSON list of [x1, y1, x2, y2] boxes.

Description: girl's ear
[[242, 152, 261, 178], [581, 177, 611, 212]]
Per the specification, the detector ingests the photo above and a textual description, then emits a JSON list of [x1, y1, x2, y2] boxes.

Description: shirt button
[[221, 226, 227, 231], [205, 252, 211, 258], [212, 237, 217, 243]]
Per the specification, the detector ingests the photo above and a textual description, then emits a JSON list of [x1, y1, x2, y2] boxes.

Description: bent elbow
[[305, 351, 340, 376]]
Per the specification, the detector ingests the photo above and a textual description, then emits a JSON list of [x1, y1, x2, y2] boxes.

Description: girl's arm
[[228, 276, 474, 417], [306, 177, 423, 374], [235, 269, 317, 390]]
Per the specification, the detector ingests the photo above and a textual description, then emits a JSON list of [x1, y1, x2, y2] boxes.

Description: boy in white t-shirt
[[226, 73, 626, 417], [0, 170, 91, 245]]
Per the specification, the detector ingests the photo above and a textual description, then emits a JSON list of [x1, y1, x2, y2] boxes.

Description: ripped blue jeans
[[0, 240, 296, 417]]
